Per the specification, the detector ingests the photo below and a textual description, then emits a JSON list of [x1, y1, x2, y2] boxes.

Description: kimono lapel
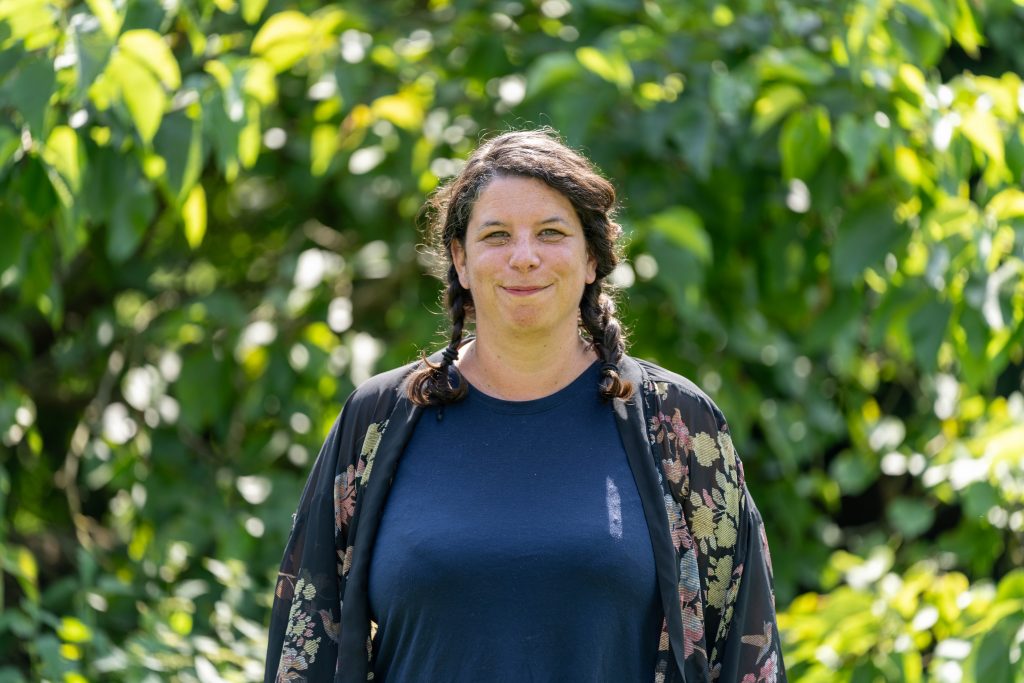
[[338, 387, 423, 683], [614, 356, 687, 681]]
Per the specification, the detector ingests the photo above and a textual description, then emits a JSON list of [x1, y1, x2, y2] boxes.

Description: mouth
[[501, 285, 549, 296]]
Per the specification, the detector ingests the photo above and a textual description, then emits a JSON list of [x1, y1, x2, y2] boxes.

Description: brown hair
[[407, 128, 633, 405]]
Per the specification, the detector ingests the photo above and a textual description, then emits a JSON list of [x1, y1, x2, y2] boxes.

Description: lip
[[501, 285, 549, 296]]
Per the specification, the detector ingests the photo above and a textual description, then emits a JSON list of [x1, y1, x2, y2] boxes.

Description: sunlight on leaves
[[251, 11, 315, 72]]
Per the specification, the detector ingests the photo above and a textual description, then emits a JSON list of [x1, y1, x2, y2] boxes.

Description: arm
[[265, 404, 359, 683], [683, 402, 785, 682]]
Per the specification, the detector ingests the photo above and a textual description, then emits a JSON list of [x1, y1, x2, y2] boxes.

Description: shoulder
[[628, 355, 726, 427], [336, 357, 423, 425], [350, 358, 421, 403]]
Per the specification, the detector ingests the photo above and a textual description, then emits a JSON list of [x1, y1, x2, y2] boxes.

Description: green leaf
[[961, 109, 1005, 173], [1006, 129, 1024, 182], [57, 617, 92, 644], [242, 58, 277, 105], [850, 662, 886, 683], [837, 114, 887, 184], [154, 108, 205, 205], [525, 52, 582, 99], [645, 207, 712, 264], [119, 29, 180, 89], [120, 0, 166, 33], [0, 219, 23, 284], [575, 46, 633, 90], [0, 0, 59, 49], [176, 349, 232, 431], [970, 614, 1022, 683], [646, 233, 708, 325], [830, 451, 875, 495], [963, 481, 1000, 519], [670, 101, 716, 181], [545, 80, 616, 146], [710, 67, 756, 124], [112, 53, 165, 143], [7, 53, 55, 139], [53, 205, 88, 267], [752, 84, 805, 136], [242, 0, 269, 24], [71, 11, 115, 105], [80, 145, 118, 223], [99, 30, 180, 143], [780, 105, 832, 181], [995, 570, 1024, 602], [0, 125, 19, 173], [906, 297, 952, 373], [41, 125, 82, 193], [19, 233, 53, 308], [952, 0, 983, 58], [832, 192, 902, 283], [310, 123, 336, 177], [986, 188, 1024, 220], [580, 0, 641, 11], [107, 171, 155, 262], [183, 185, 206, 249], [43, 126, 89, 266], [957, 306, 995, 389], [925, 197, 978, 239], [251, 11, 315, 72], [886, 497, 934, 538], [804, 289, 862, 354], [100, 31, 181, 145], [17, 155, 59, 219], [755, 46, 835, 85], [239, 102, 261, 168], [372, 92, 423, 131], [0, 316, 31, 358], [0, 42, 21, 85], [85, 0, 122, 38], [204, 87, 244, 181]]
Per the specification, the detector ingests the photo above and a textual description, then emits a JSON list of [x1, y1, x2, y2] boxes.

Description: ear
[[585, 253, 597, 285], [451, 239, 470, 289]]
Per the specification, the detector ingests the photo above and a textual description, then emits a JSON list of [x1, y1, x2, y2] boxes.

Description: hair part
[[407, 127, 633, 405]]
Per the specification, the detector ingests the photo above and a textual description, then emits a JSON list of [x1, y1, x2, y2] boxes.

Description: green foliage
[[1, 0, 1023, 680], [782, 561, 1024, 682]]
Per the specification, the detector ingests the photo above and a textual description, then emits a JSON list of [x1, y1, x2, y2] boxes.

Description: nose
[[507, 234, 540, 271]]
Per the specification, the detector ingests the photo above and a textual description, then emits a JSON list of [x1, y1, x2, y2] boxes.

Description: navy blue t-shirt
[[368, 362, 662, 682]]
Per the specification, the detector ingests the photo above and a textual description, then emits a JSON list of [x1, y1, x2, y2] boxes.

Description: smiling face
[[451, 175, 597, 341]]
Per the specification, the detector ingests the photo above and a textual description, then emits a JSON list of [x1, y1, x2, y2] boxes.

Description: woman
[[265, 129, 785, 683]]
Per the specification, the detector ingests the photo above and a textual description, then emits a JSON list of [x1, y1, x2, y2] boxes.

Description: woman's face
[[451, 175, 597, 340]]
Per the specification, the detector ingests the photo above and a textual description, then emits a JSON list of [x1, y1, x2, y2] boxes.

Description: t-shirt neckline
[[465, 361, 601, 415]]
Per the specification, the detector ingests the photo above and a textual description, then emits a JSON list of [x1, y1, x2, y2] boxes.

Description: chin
[[504, 312, 569, 337], [505, 316, 544, 333]]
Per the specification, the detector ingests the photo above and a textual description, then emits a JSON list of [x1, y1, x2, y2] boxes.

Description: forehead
[[469, 176, 578, 225]]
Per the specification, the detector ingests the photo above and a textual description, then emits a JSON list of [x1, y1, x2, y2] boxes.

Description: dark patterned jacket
[[265, 353, 786, 683]]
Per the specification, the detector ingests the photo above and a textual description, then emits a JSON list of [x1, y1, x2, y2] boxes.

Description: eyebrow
[[477, 216, 570, 229]]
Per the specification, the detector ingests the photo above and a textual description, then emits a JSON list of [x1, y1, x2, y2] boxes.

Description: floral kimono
[[265, 353, 786, 683]]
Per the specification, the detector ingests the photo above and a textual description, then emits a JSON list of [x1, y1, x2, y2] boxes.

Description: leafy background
[[1, 0, 1023, 681]]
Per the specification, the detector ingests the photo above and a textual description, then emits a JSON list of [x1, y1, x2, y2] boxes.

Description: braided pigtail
[[407, 265, 471, 406], [580, 283, 633, 401]]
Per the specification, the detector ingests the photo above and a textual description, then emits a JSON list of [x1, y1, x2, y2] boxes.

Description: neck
[[457, 326, 597, 401]]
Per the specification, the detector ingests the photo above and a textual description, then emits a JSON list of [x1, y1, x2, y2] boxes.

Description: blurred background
[[1, 0, 1023, 681]]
